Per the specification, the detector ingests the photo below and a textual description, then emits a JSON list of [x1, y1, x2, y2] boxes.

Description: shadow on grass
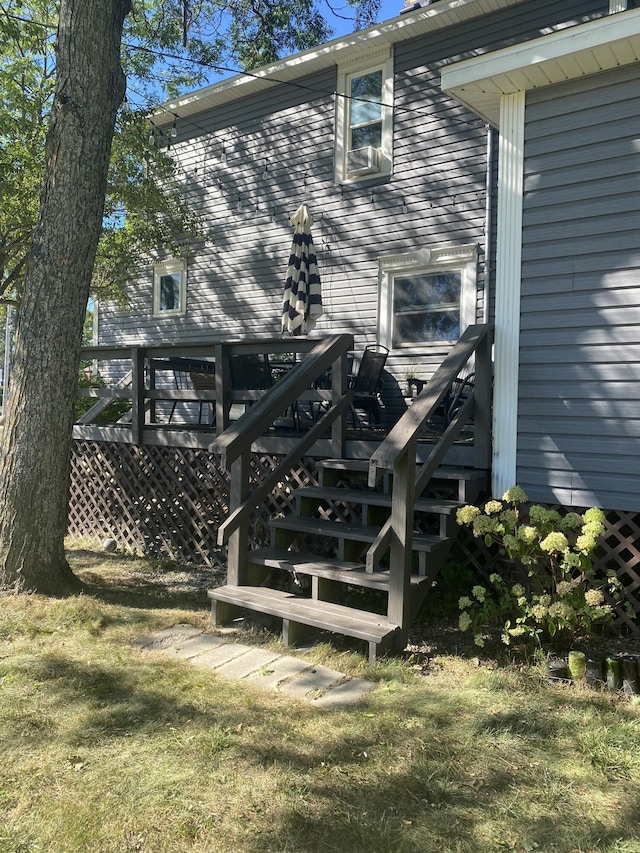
[[68, 548, 215, 612]]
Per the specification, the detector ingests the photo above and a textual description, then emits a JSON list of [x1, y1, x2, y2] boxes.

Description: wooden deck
[[75, 327, 496, 658]]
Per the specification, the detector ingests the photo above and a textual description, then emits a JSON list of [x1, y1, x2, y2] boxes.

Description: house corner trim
[[492, 90, 525, 498]]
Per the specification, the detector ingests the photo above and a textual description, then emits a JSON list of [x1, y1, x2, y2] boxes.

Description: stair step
[[270, 516, 446, 552], [317, 459, 487, 481], [249, 548, 427, 590], [208, 584, 399, 644], [296, 486, 461, 515]]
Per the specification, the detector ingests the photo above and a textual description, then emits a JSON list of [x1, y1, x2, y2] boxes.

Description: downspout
[[482, 124, 494, 324]]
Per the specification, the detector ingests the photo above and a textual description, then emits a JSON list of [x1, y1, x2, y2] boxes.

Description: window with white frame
[[335, 49, 393, 183], [153, 258, 187, 317], [378, 245, 477, 350]]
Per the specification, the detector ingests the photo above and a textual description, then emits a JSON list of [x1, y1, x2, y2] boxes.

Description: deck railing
[[208, 334, 355, 586], [74, 335, 353, 450], [366, 324, 493, 635]]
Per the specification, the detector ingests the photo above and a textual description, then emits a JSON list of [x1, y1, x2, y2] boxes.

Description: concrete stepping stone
[[163, 634, 225, 659], [135, 628, 376, 706], [190, 642, 255, 668], [310, 677, 376, 707], [215, 648, 282, 679], [280, 663, 343, 698], [244, 655, 312, 690]]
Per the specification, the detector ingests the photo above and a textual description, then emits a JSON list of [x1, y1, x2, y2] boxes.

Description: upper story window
[[153, 258, 187, 317], [335, 49, 393, 184], [378, 245, 477, 350]]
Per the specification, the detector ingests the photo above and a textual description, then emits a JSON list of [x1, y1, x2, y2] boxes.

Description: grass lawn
[[1, 545, 639, 853]]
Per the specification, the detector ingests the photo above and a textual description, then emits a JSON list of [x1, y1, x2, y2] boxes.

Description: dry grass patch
[[0, 547, 639, 852]]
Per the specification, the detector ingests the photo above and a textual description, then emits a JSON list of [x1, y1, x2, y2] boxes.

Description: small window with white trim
[[378, 245, 477, 350], [335, 50, 393, 183], [153, 258, 187, 317]]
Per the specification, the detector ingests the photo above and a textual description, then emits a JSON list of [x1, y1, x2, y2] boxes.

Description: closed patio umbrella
[[282, 204, 323, 335]]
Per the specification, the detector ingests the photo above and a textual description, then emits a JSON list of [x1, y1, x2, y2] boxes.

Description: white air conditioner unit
[[346, 146, 381, 177]]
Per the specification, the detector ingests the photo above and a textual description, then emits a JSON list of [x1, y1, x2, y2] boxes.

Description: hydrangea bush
[[456, 487, 624, 650]]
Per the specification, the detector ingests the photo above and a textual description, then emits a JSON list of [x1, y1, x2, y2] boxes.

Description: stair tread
[[296, 486, 461, 514], [316, 459, 487, 480], [208, 584, 398, 642], [249, 547, 427, 589], [270, 515, 445, 550]]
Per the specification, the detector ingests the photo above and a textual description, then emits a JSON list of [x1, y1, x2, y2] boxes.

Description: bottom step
[[208, 584, 399, 647]]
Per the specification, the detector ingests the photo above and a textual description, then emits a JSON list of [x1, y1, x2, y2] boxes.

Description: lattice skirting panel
[[68, 440, 319, 570], [68, 441, 639, 632]]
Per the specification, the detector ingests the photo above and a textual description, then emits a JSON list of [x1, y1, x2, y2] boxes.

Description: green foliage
[[456, 487, 624, 651], [74, 372, 131, 423], [1, 0, 380, 307], [417, 559, 476, 621]]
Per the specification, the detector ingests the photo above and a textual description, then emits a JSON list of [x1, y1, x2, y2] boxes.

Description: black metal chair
[[158, 358, 216, 426], [229, 353, 273, 391], [188, 370, 217, 425], [229, 353, 301, 429], [348, 344, 389, 428], [408, 371, 475, 432]]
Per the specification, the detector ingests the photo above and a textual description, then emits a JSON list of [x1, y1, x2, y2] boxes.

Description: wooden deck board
[[208, 584, 398, 643], [269, 516, 445, 551], [249, 547, 428, 589], [295, 486, 461, 514]]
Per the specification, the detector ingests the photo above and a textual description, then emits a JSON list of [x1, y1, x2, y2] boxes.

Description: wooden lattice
[[68, 440, 640, 632], [69, 442, 320, 569]]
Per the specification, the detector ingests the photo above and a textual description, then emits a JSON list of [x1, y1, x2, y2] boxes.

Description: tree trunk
[[0, 0, 131, 593]]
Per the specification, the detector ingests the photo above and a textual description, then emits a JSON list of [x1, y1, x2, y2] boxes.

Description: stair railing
[[209, 333, 354, 586], [366, 324, 493, 642]]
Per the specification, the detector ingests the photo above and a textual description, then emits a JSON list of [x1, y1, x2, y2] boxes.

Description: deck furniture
[[348, 344, 389, 428], [409, 371, 475, 432]]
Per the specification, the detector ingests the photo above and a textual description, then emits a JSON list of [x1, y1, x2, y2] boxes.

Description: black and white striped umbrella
[[282, 204, 323, 336]]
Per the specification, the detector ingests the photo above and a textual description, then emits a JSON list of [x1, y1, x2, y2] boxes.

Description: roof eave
[[441, 8, 640, 127], [154, 0, 529, 125]]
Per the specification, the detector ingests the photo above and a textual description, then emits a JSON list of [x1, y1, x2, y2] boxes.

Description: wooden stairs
[[207, 324, 493, 661], [208, 459, 488, 660]]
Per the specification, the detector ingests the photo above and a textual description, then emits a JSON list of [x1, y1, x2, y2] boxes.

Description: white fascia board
[[154, 0, 528, 125], [441, 8, 640, 126]]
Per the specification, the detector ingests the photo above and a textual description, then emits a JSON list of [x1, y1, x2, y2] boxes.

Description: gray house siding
[[98, 0, 608, 423], [518, 62, 640, 511]]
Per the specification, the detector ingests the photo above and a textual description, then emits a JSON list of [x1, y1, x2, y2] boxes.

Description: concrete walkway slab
[[215, 648, 282, 680], [136, 627, 375, 707], [279, 663, 343, 699], [164, 634, 225, 659], [192, 642, 255, 668], [310, 677, 377, 708], [244, 655, 311, 690]]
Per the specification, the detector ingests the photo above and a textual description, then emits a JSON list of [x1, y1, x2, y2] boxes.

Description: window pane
[[159, 274, 181, 311], [351, 123, 382, 150], [393, 271, 461, 344], [394, 311, 460, 345], [350, 71, 382, 126]]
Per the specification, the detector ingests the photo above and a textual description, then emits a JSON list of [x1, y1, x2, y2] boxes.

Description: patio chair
[[348, 344, 389, 429], [163, 359, 216, 426], [229, 352, 300, 428], [229, 353, 273, 391], [408, 371, 475, 432]]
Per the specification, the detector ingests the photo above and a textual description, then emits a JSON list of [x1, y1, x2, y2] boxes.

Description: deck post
[[331, 351, 348, 457], [387, 443, 416, 650], [473, 327, 493, 471], [227, 450, 251, 586], [131, 346, 145, 446], [215, 343, 230, 434]]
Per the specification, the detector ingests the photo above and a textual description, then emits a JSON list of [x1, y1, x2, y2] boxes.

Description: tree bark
[[0, 0, 131, 593]]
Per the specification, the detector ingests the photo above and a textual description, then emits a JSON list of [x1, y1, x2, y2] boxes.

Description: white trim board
[[441, 8, 640, 126]]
